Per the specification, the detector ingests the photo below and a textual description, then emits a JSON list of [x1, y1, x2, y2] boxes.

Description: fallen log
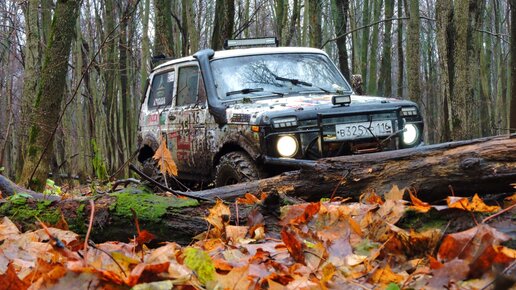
[[0, 187, 272, 245], [193, 134, 516, 201], [1, 134, 515, 244]]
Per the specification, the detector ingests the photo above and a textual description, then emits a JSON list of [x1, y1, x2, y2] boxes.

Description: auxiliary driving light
[[276, 135, 299, 157], [403, 123, 418, 145], [332, 95, 351, 106]]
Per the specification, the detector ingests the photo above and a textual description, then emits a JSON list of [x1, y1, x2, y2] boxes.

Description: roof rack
[[224, 37, 279, 50]]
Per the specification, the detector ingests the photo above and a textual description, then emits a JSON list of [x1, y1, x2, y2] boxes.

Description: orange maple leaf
[[409, 192, 432, 213], [447, 194, 500, 213], [153, 136, 178, 176]]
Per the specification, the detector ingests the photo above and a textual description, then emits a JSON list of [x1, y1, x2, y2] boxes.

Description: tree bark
[[406, 0, 421, 105], [396, 0, 404, 98], [308, 0, 322, 48], [19, 0, 81, 191], [332, 0, 351, 80], [154, 0, 175, 57], [510, 0, 516, 130], [366, 0, 383, 95], [378, 0, 394, 97], [211, 0, 235, 50]]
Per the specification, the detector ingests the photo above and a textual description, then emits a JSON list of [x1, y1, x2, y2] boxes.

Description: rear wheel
[[214, 151, 263, 187]]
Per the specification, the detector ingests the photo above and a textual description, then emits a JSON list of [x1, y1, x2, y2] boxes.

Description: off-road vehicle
[[137, 38, 423, 187]]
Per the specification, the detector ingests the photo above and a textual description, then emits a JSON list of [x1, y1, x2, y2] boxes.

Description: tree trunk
[[332, 0, 350, 80], [396, 0, 404, 98], [308, 0, 322, 48], [367, 0, 383, 95], [436, 0, 454, 142], [378, 0, 394, 97], [19, 0, 81, 191], [154, 0, 175, 57], [211, 0, 235, 50], [510, 0, 516, 130], [451, 0, 470, 140], [406, 0, 421, 105], [360, 0, 371, 88]]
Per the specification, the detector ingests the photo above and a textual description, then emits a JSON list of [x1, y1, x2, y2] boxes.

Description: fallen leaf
[[183, 247, 215, 285], [409, 192, 432, 213], [0, 263, 29, 290], [385, 185, 405, 201], [205, 199, 230, 235], [153, 136, 178, 176], [428, 255, 444, 270], [236, 193, 260, 205], [438, 224, 510, 263], [363, 190, 384, 205], [0, 217, 20, 242], [132, 280, 174, 290], [290, 202, 321, 225], [135, 230, 156, 247], [428, 259, 469, 288], [126, 261, 170, 286], [225, 225, 249, 244], [369, 264, 405, 286], [281, 228, 305, 264], [447, 194, 501, 212], [209, 265, 251, 289]]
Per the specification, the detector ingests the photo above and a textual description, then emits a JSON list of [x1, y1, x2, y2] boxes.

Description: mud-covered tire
[[214, 151, 262, 187]]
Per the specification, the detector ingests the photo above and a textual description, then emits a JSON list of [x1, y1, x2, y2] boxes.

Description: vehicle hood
[[225, 94, 418, 124]]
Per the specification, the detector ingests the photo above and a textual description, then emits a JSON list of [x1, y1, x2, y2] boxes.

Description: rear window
[[147, 70, 175, 109]]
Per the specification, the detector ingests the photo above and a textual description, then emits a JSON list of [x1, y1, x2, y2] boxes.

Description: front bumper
[[262, 108, 423, 160]]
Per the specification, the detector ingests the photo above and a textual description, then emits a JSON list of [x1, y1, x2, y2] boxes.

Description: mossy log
[[193, 134, 516, 201], [0, 190, 266, 245]]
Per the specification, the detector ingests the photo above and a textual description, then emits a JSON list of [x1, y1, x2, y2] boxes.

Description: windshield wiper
[[226, 87, 264, 96], [275, 76, 331, 93], [275, 76, 312, 87]]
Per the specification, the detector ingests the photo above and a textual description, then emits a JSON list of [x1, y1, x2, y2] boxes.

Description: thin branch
[[321, 16, 435, 49], [475, 28, 511, 45], [83, 200, 95, 266]]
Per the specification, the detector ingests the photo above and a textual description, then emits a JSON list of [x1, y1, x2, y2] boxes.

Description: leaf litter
[[0, 188, 514, 289]]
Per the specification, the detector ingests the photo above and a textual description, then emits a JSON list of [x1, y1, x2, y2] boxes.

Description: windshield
[[210, 53, 352, 100]]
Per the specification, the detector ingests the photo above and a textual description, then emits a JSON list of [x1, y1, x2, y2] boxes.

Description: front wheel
[[214, 151, 263, 187]]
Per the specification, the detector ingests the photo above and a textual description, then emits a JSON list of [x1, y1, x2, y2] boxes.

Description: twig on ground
[[83, 200, 95, 266], [482, 203, 516, 224]]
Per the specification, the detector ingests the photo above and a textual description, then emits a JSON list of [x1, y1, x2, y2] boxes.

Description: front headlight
[[403, 123, 419, 145], [276, 135, 299, 157]]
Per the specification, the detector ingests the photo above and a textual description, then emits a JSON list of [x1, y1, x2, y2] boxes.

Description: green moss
[[0, 197, 60, 227], [111, 192, 199, 222], [397, 209, 448, 231]]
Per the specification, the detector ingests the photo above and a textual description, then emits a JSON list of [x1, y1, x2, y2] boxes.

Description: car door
[[140, 68, 175, 145], [166, 62, 209, 177]]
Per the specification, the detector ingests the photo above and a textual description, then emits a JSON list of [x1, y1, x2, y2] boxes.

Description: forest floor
[[0, 181, 515, 290]]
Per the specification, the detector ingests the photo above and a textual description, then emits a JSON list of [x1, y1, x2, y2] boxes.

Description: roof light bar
[[224, 37, 279, 49]]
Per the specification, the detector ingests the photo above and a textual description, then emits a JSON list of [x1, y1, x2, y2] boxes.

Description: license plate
[[335, 120, 393, 140]]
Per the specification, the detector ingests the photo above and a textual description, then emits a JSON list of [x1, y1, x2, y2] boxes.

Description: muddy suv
[[137, 39, 423, 187]]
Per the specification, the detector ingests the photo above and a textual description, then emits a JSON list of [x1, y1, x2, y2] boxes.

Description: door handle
[[168, 114, 176, 121]]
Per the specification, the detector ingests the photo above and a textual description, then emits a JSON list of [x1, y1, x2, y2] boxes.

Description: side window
[[176, 66, 201, 106], [147, 70, 174, 110]]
